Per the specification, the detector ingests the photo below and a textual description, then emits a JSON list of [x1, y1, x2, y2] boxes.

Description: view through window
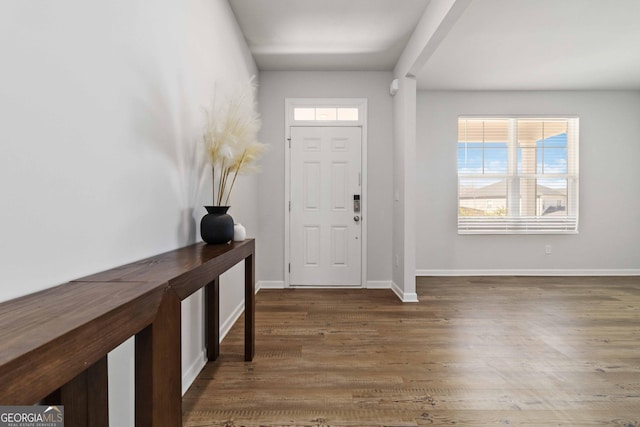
[[457, 117, 579, 234]]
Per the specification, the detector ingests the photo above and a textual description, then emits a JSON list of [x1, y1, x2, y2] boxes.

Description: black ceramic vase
[[200, 206, 234, 244]]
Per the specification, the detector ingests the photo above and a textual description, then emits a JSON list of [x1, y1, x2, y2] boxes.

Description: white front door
[[290, 126, 362, 286]]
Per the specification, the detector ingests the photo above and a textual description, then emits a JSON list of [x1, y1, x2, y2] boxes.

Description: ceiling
[[229, 0, 640, 90], [417, 0, 640, 90], [228, 0, 430, 71]]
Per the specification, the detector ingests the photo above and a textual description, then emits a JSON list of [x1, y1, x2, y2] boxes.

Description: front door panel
[[290, 126, 362, 286]]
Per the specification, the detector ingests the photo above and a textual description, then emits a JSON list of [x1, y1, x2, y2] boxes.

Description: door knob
[[354, 215, 360, 222]]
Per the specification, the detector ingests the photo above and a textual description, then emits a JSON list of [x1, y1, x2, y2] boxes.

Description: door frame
[[284, 98, 368, 288]]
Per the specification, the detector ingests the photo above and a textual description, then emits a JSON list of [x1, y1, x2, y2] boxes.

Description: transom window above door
[[287, 99, 366, 126], [293, 107, 359, 122], [457, 117, 579, 234]]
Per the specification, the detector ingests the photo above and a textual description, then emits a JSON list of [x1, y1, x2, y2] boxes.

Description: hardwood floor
[[182, 276, 640, 426]]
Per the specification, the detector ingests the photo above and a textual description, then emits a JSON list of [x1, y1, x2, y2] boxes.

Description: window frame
[[457, 116, 579, 235], [287, 99, 365, 126]]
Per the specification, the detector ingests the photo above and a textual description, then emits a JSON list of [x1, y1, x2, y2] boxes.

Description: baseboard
[[182, 350, 207, 396], [366, 280, 393, 289], [416, 269, 640, 276], [181, 298, 246, 395], [391, 281, 419, 303], [290, 285, 362, 289], [220, 298, 246, 341], [257, 280, 285, 290], [259, 280, 404, 290]]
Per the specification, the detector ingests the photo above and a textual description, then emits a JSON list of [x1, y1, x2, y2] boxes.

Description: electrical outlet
[[545, 244, 552, 255], [395, 254, 400, 267]]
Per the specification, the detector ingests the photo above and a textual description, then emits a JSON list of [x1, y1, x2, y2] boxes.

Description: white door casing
[[289, 126, 362, 286]]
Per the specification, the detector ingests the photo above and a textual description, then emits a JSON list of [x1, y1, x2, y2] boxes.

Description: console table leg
[[43, 356, 108, 427], [205, 277, 220, 361], [87, 357, 109, 427], [245, 253, 255, 361], [135, 290, 181, 427]]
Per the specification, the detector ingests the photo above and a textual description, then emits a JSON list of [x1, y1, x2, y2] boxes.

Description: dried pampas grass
[[203, 77, 268, 205]]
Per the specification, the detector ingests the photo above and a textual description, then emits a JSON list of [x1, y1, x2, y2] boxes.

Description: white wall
[[257, 71, 394, 286], [416, 90, 640, 274], [0, 1, 257, 425]]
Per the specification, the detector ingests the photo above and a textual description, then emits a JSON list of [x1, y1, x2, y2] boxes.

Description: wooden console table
[[0, 239, 255, 427]]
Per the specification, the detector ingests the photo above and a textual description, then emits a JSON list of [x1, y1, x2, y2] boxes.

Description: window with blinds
[[457, 117, 579, 234]]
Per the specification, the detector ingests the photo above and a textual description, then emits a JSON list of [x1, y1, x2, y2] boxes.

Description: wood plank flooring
[[182, 276, 640, 426]]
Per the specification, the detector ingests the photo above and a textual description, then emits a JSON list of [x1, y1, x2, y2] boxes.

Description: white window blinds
[[457, 117, 579, 234]]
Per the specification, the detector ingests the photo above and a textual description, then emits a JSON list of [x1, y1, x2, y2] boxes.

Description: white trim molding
[[220, 298, 246, 340], [391, 281, 419, 303], [181, 350, 207, 396], [417, 269, 640, 276], [182, 297, 246, 395], [289, 285, 362, 289], [257, 280, 286, 290], [366, 280, 393, 289]]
